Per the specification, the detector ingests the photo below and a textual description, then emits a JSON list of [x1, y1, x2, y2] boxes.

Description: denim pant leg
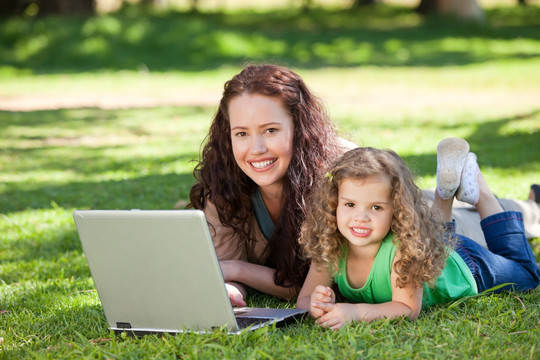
[[457, 211, 540, 293]]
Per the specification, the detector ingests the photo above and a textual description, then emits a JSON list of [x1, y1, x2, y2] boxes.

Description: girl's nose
[[354, 210, 370, 222]]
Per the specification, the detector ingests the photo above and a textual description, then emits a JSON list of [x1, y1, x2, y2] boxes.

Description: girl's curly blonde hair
[[299, 147, 451, 289]]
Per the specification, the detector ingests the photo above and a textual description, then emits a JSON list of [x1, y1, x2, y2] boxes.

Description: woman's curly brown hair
[[299, 147, 451, 289], [188, 64, 343, 290]]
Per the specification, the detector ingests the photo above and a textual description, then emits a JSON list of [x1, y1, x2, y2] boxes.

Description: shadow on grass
[[1, 173, 195, 214], [1, 5, 540, 73], [0, 106, 205, 178], [1, 225, 87, 278], [2, 143, 198, 179], [0, 106, 212, 128]]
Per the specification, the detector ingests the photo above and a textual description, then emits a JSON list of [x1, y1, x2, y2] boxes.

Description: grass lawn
[[1, 3, 539, 359]]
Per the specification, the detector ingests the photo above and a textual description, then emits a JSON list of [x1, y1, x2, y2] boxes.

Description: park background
[[1, 0, 539, 358]]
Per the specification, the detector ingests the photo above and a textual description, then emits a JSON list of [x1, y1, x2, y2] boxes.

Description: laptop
[[73, 209, 307, 335]]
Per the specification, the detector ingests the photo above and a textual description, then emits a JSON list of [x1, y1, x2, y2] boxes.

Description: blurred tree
[[189, 0, 199, 12], [39, 0, 96, 15], [0, 0, 31, 16], [352, 0, 382, 6], [141, 0, 170, 8], [0, 0, 96, 16], [302, 0, 313, 11], [438, 0, 484, 20], [416, 0, 484, 21], [416, 0, 437, 14]]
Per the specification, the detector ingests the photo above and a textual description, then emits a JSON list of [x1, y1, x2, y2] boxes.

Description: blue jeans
[[448, 211, 540, 293]]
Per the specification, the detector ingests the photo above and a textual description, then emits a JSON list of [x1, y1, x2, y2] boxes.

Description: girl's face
[[336, 175, 394, 253], [229, 93, 294, 194]]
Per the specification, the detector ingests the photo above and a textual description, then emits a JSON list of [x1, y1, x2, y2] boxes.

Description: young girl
[[297, 139, 539, 329]]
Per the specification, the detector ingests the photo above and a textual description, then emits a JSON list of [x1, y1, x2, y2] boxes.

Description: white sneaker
[[456, 153, 480, 205], [436, 138, 470, 199]]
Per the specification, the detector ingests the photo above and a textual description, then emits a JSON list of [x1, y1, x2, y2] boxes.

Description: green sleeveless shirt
[[334, 233, 478, 308]]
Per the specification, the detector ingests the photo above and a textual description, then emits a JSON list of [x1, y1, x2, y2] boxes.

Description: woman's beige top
[[203, 200, 269, 265]]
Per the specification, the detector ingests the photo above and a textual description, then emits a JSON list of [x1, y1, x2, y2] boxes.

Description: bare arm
[[313, 291, 422, 330], [203, 200, 269, 305], [312, 257, 423, 330], [297, 262, 334, 317], [220, 260, 297, 299]]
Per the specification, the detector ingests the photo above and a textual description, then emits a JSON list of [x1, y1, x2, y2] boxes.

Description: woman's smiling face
[[229, 93, 294, 194]]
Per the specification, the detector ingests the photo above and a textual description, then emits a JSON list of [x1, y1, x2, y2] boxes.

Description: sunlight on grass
[[82, 16, 123, 37], [214, 32, 286, 57]]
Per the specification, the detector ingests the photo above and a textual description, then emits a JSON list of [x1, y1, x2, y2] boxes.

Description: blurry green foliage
[[0, 4, 539, 74]]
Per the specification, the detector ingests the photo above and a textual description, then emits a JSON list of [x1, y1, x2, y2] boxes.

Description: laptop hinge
[[116, 322, 132, 329]]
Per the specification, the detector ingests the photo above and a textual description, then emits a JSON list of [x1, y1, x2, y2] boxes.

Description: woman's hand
[[310, 285, 335, 319], [219, 261, 247, 306], [225, 283, 246, 307]]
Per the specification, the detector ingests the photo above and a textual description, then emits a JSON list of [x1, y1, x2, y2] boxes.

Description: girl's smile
[[350, 226, 372, 237], [336, 175, 394, 252]]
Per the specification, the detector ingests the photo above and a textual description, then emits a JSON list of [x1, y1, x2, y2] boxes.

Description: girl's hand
[[310, 285, 335, 319], [225, 283, 246, 307], [313, 297, 421, 330], [312, 302, 357, 330]]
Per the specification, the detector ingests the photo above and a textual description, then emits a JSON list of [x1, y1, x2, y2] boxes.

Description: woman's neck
[[258, 185, 283, 225]]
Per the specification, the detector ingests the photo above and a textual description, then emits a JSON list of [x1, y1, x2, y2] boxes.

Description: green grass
[[1, 4, 540, 359]]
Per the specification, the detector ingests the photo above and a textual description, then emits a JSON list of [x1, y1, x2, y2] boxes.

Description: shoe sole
[[437, 138, 470, 198], [456, 152, 480, 205]]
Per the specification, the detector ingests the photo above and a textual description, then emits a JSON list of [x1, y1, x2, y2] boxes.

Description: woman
[[188, 64, 540, 306], [188, 64, 353, 306]]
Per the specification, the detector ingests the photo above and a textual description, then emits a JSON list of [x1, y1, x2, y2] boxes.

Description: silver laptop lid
[[73, 209, 240, 333]]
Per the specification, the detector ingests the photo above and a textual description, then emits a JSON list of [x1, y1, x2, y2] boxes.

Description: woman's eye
[[265, 128, 278, 134], [235, 131, 247, 137]]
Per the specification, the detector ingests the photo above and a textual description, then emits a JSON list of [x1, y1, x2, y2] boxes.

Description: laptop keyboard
[[236, 317, 274, 329]]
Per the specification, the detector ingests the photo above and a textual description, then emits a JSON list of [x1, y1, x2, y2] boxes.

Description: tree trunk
[[302, 0, 313, 12], [353, 0, 382, 7], [415, 0, 438, 14], [416, 0, 484, 21], [0, 0, 28, 17], [437, 0, 484, 21], [38, 0, 96, 16], [141, 0, 169, 8]]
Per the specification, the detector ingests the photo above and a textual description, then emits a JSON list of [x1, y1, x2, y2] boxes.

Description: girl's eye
[[372, 205, 382, 211], [345, 202, 355, 208]]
